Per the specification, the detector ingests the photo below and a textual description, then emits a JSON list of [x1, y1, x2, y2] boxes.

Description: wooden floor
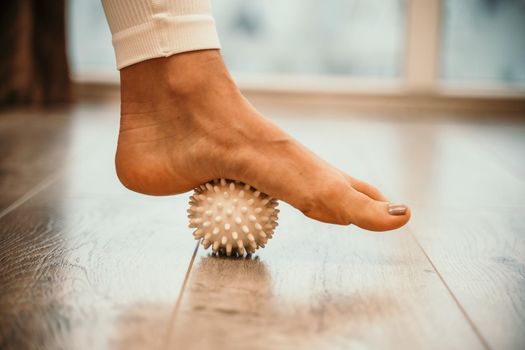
[[0, 99, 524, 350]]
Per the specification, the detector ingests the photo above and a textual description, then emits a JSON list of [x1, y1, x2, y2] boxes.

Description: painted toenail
[[388, 203, 407, 215]]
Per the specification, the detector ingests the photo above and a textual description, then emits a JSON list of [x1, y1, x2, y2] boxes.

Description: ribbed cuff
[[111, 14, 221, 69]]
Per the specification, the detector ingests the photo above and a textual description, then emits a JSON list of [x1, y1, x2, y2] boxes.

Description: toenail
[[388, 203, 407, 216]]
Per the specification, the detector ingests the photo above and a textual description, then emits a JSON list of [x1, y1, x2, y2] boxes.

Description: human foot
[[115, 50, 410, 231]]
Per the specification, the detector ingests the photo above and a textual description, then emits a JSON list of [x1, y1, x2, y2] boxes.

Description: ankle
[[120, 50, 236, 107], [165, 49, 234, 95]]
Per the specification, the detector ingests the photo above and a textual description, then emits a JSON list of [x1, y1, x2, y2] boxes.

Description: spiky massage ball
[[188, 179, 279, 256]]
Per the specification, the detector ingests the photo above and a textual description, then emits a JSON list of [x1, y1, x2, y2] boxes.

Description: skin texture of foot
[[116, 50, 410, 231]]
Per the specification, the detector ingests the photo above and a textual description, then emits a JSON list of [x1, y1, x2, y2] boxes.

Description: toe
[[301, 177, 410, 231], [347, 175, 389, 201], [344, 188, 411, 231]]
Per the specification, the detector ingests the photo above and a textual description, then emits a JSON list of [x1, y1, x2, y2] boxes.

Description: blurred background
[[1, 0, 525, 107], [69, 0, 525, 87]]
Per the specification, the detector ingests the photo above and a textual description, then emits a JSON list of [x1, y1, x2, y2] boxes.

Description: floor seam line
[[164, 239, 200, 349], [406, 226, 491, 350], [0, 172, 62, 220]]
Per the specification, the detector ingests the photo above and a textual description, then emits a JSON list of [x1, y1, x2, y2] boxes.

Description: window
[[441, 0, 525, 87], [215, 0, 405, 78], [68, 0, 405, 79], [68, 0, 525, 91]]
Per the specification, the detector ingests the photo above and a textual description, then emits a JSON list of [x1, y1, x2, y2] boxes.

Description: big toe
[[302, 179, 411, 231], [345, 189, 411, 231]]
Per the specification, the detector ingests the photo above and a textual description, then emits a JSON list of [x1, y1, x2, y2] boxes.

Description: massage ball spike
[[188, 179, 279, 256]]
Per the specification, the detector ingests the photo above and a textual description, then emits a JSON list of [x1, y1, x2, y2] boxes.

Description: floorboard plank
[[354, 115, 525, 350], [0, 108, 71, 211], [168, 209, 483, 350], [0, 104, 196, 350], [409, 209, 524, 350]]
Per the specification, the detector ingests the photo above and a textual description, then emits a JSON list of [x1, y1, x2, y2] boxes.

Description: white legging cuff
[[101, 0, 221, 69]]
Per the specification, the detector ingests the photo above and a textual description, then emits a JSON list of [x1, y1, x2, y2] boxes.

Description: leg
[[102, 1, 410, 231]]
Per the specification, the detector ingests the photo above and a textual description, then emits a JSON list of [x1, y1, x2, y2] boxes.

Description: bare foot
[[115, 50, 410, 231]]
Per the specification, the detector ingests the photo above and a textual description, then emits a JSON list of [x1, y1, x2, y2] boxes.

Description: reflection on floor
[[0, 100, 524, 350]]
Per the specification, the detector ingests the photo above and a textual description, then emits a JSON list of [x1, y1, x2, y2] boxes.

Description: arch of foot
[[188, 179, 279, 256]]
